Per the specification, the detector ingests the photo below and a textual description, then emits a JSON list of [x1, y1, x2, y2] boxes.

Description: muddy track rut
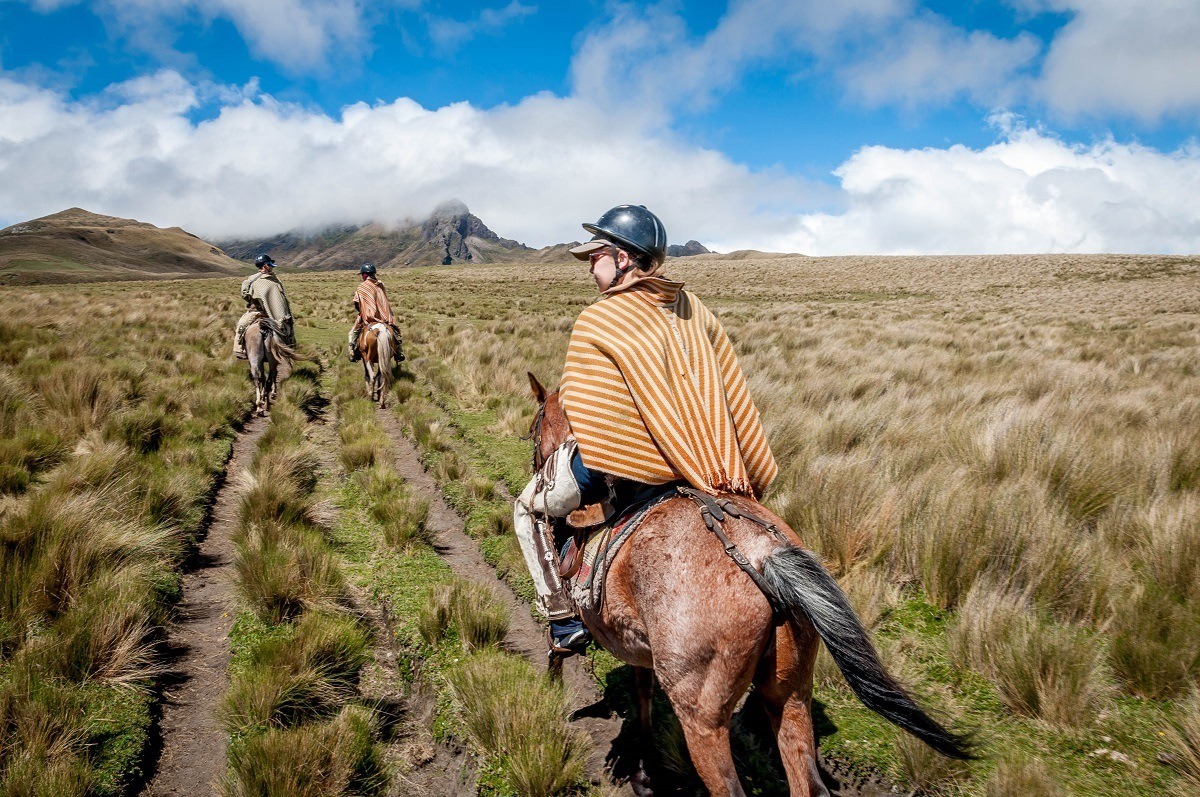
[[141, 415, 267, 797], [375, 408, 627, 792]]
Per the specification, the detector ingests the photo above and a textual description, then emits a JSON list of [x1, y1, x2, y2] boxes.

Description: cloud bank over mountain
[[2, 0, 1199, 254]]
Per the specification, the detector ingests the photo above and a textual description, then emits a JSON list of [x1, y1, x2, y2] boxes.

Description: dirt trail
[[142, 415, 267, 797], [376, 408, 626, 791]]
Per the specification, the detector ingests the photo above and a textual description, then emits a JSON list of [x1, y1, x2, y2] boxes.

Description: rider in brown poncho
[[514, 205, 777, 654], [233, 254, 294, 358]]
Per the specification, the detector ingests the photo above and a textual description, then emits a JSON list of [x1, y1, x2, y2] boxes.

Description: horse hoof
[[629, 764, 653, 797]]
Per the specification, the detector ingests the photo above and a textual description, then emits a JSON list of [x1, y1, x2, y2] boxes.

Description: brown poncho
[[559, 277, 777, 496]]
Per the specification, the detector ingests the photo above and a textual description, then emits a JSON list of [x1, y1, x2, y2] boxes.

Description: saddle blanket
[[567, 492, 675, 614]]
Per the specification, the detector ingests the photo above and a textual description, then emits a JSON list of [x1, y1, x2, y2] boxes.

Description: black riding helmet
[[579, 205, 668, 267], [254, 254, 275, 268], [360, 262, 376, 276]]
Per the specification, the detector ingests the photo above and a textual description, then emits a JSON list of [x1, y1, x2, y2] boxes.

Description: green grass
[[221, 360, 384, 797], [0, 277, 255, 794]]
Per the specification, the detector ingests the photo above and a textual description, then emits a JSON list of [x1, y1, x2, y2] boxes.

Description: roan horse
[[357, 322, 400, 408], [245, 317, 302, 416], [527, 374, 970, 797]]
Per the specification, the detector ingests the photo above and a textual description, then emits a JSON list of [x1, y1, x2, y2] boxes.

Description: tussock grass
[[1107, 583, 1200, 698], [949, 584, 1112, 728], [1167, 690, 1200, 795], [364, 474, 431, 550], [417, 578, 509, 652], [221, 612, 369, 736], [221, 705, 384, 797], [895, 729, 969, 793], [233, 523, 344, 623], [984, 755, 1060, 797], [446, 650, 589, 796]]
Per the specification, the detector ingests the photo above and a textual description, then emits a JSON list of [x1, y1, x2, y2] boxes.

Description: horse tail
[[261, 318, 311, 369], [375, 325, 395, 393], [760, 545, 973, 760]]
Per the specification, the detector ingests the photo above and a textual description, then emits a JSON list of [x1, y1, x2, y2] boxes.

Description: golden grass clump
[[948, 584, 1112, 728], [984, 755, 1060, 797], [417, 578, 510, 652], [1166, 689, 1200, 795], [220, 612, 369, 736], [221, 705, 384, 797], [446, 649, 589, 796]]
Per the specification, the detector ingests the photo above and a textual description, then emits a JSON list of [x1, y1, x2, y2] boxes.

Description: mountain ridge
[[0, 203, 722, 284]]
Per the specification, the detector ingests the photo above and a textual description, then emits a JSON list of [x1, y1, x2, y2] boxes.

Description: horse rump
[[259, 318, 302, 371], [760, 545, 973, 760]]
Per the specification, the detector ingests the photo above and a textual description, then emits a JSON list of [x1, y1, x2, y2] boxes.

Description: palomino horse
[[245, 317, 301, 416], [527, 374, 970, 797], [357, 322, 399, 408]]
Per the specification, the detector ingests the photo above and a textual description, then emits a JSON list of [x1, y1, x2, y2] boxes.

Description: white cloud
[[427, 1, 535, 51], [19, 0, 385, 72], [0, 70, 826, 246], [777, 115, 1200, 255], [569, 0, 1037, 117], [2, 70, 1196, 255], [1032, 0, 1200, 122], [837, 15, 1040, 108]]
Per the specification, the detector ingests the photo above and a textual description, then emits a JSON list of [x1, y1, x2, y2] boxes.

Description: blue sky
[[1, 0, 1198, 254]]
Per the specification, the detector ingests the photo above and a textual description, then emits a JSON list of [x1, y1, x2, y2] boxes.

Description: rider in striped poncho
[[514, 205, 777, 654], [348, 262, 400, 362]]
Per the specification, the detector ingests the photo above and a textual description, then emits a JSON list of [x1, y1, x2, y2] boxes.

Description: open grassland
[[4, 250, 1200, 796], [283, 252, 1200, 796], [0, 281, 253, 794]]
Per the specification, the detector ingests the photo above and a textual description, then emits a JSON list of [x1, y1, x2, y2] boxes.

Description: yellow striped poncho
[[559, 277, 777, 497]]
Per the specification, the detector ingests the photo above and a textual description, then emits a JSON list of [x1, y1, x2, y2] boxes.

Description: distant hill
[[0, 208, 244, 284], [220, 200, 577, 269]]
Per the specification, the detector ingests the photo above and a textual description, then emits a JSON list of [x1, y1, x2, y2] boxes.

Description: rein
[[525, 402, 548, 471]]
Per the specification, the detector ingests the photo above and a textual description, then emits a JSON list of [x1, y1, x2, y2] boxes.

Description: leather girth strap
[[677, 486, 789, 616]]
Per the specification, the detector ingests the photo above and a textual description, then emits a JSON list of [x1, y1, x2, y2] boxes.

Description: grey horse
[[245, 317, 301, 415]]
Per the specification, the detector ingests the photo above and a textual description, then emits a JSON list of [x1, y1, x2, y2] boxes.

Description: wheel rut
[[376, 408, 627, 793], [142, 415, 268, 797]]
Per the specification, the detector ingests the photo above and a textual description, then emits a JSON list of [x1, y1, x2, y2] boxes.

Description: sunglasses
[[588, 250, 612, 264]]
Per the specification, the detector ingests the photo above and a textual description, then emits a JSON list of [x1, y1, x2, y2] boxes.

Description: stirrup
[[549, 627, 591, 656]]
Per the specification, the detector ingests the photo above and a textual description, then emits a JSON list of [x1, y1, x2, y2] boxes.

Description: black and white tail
[[761, 545, 973, 760]]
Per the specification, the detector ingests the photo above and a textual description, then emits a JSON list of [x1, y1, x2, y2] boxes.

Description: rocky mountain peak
[[667, 240, 712, 257], [419, 200, 507, 264]]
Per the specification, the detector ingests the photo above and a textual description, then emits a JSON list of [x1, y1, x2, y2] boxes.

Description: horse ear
[[527, 372, 546, 404]]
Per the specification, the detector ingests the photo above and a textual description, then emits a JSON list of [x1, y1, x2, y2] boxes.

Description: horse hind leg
[[656, 663, 752, 797], [754, 620, 829, 797], [675, 719, 745, 797]]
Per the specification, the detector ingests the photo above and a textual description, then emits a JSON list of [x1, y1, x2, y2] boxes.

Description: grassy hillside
[[0, 208, 246, 285]]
